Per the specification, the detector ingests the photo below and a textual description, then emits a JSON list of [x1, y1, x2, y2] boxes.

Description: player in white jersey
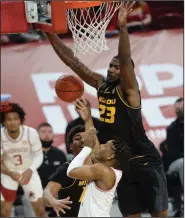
[[0, 103, 46, 217], [67, 99, 131, 217]]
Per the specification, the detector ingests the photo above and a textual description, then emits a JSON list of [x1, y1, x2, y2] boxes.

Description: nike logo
[[144, 162, 148, 166]]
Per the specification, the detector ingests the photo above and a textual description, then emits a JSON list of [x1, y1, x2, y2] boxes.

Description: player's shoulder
[[56, 162, 70, 172], [111, 167, 122, 178], [97, 79, 107, 91], [93, 162, 111, 173], [23, 125, 38, 135], [93, 163, 118, 181], [23, 126, 40, 143], [167, 119, 179, 131], [49, 162, 75, 185], [23, 125, 36, 131]]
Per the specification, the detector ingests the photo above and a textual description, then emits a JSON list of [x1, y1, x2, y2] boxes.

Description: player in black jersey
[[43, 125, 87, 217], [45, 2, 168, 216], [76, 99, 168, 217]]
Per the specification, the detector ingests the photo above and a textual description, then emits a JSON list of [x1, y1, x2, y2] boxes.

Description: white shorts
[[1, 170, 43, 202]]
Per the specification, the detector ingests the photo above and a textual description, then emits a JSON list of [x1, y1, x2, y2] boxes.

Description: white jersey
[[1, 125, 42, 173], [78, 168, 122, 217]]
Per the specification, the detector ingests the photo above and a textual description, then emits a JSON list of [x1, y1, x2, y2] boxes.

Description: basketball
[[55, 75, 84, 102]]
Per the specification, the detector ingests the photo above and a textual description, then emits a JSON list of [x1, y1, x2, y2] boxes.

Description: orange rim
[[64, 1, 101, 9]]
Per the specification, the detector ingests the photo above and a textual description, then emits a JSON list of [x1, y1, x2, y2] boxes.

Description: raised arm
[[74, 99, 101, 148], [66, 128, 98, 180], [45, 32, 104, 89], [68, 162, 110, 181], [118, 2, 140, 107]]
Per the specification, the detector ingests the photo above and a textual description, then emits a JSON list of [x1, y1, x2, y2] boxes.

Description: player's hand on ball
[[19, 169, 33, 185], [118, 1, 135, 26], [10, 171, 21, 182], [83, 128, 97, 149], [51, 196, 72, 216], [74, 99, 91, 121]]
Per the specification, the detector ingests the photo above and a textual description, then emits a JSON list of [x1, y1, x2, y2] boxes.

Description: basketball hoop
[[65, 1, 122, 55], [1, 0, 122, 54], [21, 1, 122, 55]]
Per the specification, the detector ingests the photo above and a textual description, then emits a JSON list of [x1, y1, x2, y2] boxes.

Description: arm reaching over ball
[[118, 2, 140, 108], [45, 32, 104, 89], [74, 99, 101, 150]]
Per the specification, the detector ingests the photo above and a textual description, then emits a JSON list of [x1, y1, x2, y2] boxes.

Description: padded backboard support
[[34, 1, 101, 33], [1, 1, 29, 34], [33, 2, 68, 33], [1, 1, 101, 34]]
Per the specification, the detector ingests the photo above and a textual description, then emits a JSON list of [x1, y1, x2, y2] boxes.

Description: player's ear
[[69, 143, 73, 151], [107, 153, 115, 160]]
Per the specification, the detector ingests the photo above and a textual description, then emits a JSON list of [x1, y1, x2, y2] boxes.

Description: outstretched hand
[[51, 196, 72, 216], [118, 1, 135, 27], [74, 99, 91, 121]]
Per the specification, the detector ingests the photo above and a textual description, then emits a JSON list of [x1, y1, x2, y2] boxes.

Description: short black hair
[[175, 97, 183, 103], [113, 55, 135, 69], [67, 125, 85, 149], [37, 122, 52, 130], [0, 103, 26, 125], [112, 139, 132, 171]]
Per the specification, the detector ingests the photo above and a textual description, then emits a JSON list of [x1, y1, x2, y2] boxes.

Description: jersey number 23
[[99, 104, 116, 124]]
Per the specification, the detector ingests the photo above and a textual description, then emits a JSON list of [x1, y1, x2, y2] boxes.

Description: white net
[[66, 1, 122, 55]]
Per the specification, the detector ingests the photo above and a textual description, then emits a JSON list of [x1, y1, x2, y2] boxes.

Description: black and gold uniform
[[98, 81, 159, 156], [48, 162, 87, 217], [97, 81, 168, 216]]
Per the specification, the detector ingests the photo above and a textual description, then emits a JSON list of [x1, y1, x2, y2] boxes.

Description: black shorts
[[117, 156, 168, 216]]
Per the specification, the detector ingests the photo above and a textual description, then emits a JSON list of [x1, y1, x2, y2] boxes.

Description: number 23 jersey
[[1, 125, 42, 173], [97, 81, 158, 156]]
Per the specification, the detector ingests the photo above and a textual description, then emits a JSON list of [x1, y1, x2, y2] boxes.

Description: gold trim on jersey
[[97, 82, 105, 92], [129, 155, 146, 161], [60, 179, 77, 190], [116, 87, 141, 110], [60, 179, 87, 190]]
